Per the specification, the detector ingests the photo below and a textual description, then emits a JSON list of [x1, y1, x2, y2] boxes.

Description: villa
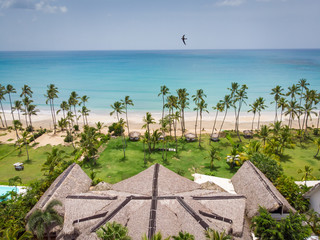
[[27, 161, 294, 240]]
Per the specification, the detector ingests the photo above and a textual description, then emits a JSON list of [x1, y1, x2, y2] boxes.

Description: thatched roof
[[231, 161, 295, 218], [26, 163, 92, 219], [57, 164, 249, 239], [129, 131, 141, 141], [243, 130, 253, 138]]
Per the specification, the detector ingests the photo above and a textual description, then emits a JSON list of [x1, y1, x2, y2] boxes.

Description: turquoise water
[[0, 49, 319, 113], [0, 185, 18, 198]]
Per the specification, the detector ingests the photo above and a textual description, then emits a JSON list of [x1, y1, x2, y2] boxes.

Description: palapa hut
[[210, 133, 220, 142], [129, 131, 141, 141], [231, 161, 295, 219], [243, 130, 253, 139], [184, 133, 197, 142], [35, 164, 250, 240]]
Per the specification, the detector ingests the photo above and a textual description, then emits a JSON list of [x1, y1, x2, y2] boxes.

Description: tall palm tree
[[13, 120, 22, 142], [6, 84, 16, 123], [28, 200, 63, 240], [297, 79, 309, 128], [302, 101, 317, 135], [57, 101, 69, 119], [20, 84, 33, 127], [207, 146, 221, 170], [284, 100, 300, 128], [118, 118, 127, 159], [22, 96, 32, 128], [177, 88, 189, 136], [68, 91, 80, 126], [166, 95, 178, 136], [41, 147, 66, 176], [20, 131, 30, 162], [110, 101, 124, 122], [80, 106, 90, 127], [12, 100, 23, 122], [172, 111, 180, 152], [218, 95, 232, 135], [235, 84, 248, 141], [142, 112, 156, 153], [277, 97, 288, 123], [198, 98, 208, 147], [248, 99, 258, 131], [192, 89, 206, 137], [0, 84, 8, 128], [121, 96, 134, 135], [211, 102, 224, 136], [45, 84, 59, 134], [256, 97, 267, 130], [260, 125, 269, 145], [270, 85, 284, 123], [228, 82, 240, 131], [80, 95, 89, 124], [95, 121, 104, 134], [314, 138, 320, 157], [158, 85, 170, 124], [27, 104, 39, 131], [286, 84, 299, 101]]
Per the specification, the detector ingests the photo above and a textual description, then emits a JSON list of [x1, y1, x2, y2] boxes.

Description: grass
[[0, 131, 319, 185], [0, 144, 74, 185]]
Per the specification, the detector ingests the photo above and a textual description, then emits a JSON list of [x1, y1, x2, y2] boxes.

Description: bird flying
[[181, 35, 187, 45]]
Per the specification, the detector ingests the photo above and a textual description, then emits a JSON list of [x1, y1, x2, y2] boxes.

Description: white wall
[[309, 187, 320, 214]]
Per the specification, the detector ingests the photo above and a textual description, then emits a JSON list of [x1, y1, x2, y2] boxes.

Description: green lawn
[[0, 132, 319, 185], [0, 144, 74, 185]]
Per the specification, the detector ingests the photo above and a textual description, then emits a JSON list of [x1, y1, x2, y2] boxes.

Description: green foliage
[[172, 231, 195, 240], [108, 122, 124, 136], [73, 124, 79, 131], [305, 209, 320, 236], [274, 175, 310, 213], [251, 207, 311, 240], [27, 199, 63, 240], [141, 232, 170, 240], [250, 153, 284, 182], [204, 228, 232, 240], [64, 131, 73, 142], [97, 221, 131, 240], [0, 228, 33, 240]]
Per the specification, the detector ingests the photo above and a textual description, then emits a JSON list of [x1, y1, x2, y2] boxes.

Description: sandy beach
[[0, 110, 318, 148]]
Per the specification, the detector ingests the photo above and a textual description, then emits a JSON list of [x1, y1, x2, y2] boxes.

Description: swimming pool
[[0, 185, 27, 200]]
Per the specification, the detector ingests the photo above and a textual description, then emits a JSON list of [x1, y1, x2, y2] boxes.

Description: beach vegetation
[[97, 221, 131, 240], [0, 84, 8, 128], [171, 231, 195, 240], [204, 228, 232, 240]]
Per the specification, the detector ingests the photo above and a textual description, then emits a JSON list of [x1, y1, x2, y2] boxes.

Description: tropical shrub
[[64, 131, 73, 142], [108, 122, 124, 136], [172, 231, 195, 240], [204, 228, 231, 240], [97, 221, 131, 240]]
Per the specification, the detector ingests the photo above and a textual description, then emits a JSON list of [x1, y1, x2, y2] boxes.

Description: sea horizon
[[1, 49, 319, 115]]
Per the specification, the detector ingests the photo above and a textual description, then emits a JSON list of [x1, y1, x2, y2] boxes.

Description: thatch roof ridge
[[26, 163, 92, 219], [231, 160, 294, 218]]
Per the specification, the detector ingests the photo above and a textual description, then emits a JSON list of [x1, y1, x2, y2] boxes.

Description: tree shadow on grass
[[82, 161, 102, 170], [23, 159, 33, 164], [314, 156, 320, 161], [204, 164, 221, 173], [227, 165, 239, 174], [279, 154, 293, 163]]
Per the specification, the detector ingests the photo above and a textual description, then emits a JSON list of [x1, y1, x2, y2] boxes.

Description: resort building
[[304, 183, 320, 214], [27, 161, 294, 240]]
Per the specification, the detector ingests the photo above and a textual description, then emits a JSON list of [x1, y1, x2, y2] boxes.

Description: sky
[[0, 0, 319, 51]]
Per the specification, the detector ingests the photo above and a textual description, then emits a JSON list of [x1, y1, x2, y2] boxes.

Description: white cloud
[[0, 0, 67, 13], [217, 0, 246, 6]]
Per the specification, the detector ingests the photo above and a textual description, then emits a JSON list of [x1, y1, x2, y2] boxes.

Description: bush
[[250, 153, 284, 182], [97, 222, 131, 240], [64, 132, 73, 143], [73, 125, 79, 131], [26, 125, 33, 132], [108, 122, 124, 136], [313, 128, 319, 136]]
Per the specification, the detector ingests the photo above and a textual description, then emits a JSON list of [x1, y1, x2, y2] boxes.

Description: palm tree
[[121, 96, 134, 135], [218, 95, 232, 135], [27, 104, 39, 131], [166, 95, 178, 136], [57, 101, 69, 119], [297, 79, 309, 128], [198, 98, 208, 147], [0, 84, 8, 128], [6, 84, 17, 123], [286, 84, 299, 101], [142, 112, 156, 153], [192, 89, 206, 137], [158, 85, 170, 124], [28, 200, 63, 240], [177, 88, 189, 135], [13, 120, 22, 141], [68, 91, 80, 126], [228, 82, 240, 131], [277, 97, 287, 123], [41, 147, 66, 177], [58, 118, 67, 132], [298, 165, 316, 185], [302, 101, 317, 135], [211, 102, 224, 136], [22, 96, 32, 128], [20, 85, 33, 127], [80, 106, 90, 127], [8, 175, 22, 186], [256, 97, 267, 130], [205, 228, 232, 240], [315, 138, 320, 157], [235, 84, 248, 141], [80, 95, 89, 124], [12, 100, 23, 122], [20, 131, 30, 162], [270, 85, 284, 123], [110, 101, 124, 122], [248, 99, 259, 131], [284, 100, 300, 128], [207, 146, 221, 170], [95, 121, 104, 134], [118, 118, 127, 159], [260, 125, 269, 145], [45, 84, 59, 134], [172, 111, 180, 152]]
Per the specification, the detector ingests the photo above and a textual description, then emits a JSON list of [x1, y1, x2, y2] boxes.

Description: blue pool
[[0, 185, 19, 198]]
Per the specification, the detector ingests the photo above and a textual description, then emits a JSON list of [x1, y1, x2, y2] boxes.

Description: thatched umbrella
[[129, 131, 141, 141], [210, 133, 220, 142], [243, 130, 253, 139], [184, 133, 197, 142]]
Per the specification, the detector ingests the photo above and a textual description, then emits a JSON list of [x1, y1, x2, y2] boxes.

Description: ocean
[[0, 49, 319, 114]]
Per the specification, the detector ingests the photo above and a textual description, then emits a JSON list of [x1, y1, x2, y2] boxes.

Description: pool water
[[0, 185, 19, 199]]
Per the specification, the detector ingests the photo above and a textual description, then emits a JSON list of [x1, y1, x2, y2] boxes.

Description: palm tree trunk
[[258, 112, 261, 130], [280, 108, 283, 123], [251, 113, 256, 132], [219, 109, 228, 135], [162, 95, 165, 122], [0, 101, 8, 128], [121, 132, 126, 159], [182, 108, 185, 136], [17, 110, 21, 122], [126, 106, 130, 134], [143, 141, 146, 165], [211, 110, 219, 136], [199, 112, 202, 147], [52, 100, 57, 132], [174, 119, 177, 153], [236, 101, 242, 142], [315, 148, 319, 157], [8, 93, 15, 123], [73, 105, 78, 126], [49, 100, 55, 133], [195, 108, 198, 137], [25, 140, 29, 161]]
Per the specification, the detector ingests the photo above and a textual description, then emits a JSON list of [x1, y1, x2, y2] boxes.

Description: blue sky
[[0, 0, 319, 50]]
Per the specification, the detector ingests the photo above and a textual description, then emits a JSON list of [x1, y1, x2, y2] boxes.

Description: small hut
[[185, 133, 197, 142], [210, 133, 220, 142], [129, 131, 141, 141], [243, 130, 253, 139], [158, 132, 166, 141]]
